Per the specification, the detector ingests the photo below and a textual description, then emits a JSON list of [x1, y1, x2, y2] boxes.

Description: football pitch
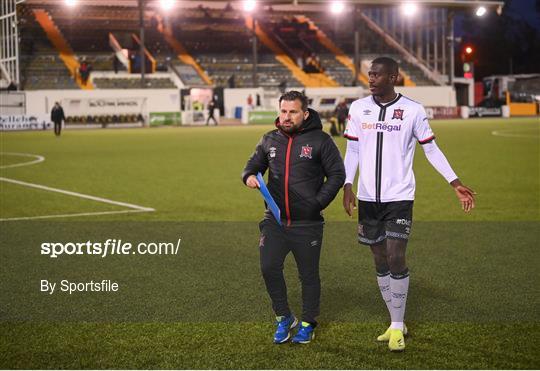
[[1, 117, 539, 369]]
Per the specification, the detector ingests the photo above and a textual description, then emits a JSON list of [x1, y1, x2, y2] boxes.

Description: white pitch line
[[1, 152, 155, 221], [0, 152, 45, 169], [491, 129, 540, 138], [0, 177, 155, 212], [0, 209, 149, 222]]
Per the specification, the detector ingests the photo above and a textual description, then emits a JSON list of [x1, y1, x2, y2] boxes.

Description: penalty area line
[[491, 129, 540, 138], [0, 176, 155, 221], [0, 209, 150, 222]]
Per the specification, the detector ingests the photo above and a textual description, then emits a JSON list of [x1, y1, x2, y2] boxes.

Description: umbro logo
[[363, 109, 372, 115]]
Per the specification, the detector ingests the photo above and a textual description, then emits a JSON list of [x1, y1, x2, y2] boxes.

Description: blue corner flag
[[256, 172, 282, 226]]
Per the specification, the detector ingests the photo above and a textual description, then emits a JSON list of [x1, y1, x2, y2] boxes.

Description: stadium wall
[[223, 88, 265, 119], [24, 89, 181, 118], [395, 86, 456, 107]]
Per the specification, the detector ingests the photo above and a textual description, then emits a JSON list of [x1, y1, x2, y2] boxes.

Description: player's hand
[[246, 175, 260, 189], [343, 183, 357, 217], [452, 182, 476, 213]]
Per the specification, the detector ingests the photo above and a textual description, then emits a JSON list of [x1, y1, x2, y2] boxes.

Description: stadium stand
[[18, 5, 78, 90], [259, 14, 355, 86], [167, 7, 302, 88], [17, 2, 439, 90], [308, 11, 437, 85], [170, 62, 208, 86], [46, 5, 139, 72]]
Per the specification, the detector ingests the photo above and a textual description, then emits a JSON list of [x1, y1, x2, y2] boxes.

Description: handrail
[[359, 12, 443, 86]]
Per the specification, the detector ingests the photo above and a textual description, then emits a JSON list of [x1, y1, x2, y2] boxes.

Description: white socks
[[376, 272, 393, 316], [389, 270, 409, 331], [377, 270, 410, 331]]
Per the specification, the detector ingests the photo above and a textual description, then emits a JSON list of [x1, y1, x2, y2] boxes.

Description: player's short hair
[[371, 57, 399, 75], [279, 90, 308, 112]]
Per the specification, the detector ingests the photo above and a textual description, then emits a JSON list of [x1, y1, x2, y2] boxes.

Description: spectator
[[113, 55, 120, 74], [50, 101, 65, 137], [228, 74, 236, 88], [79, 60, 92, 86], [278, 80, 287, 94], [206, 99, 218, 126], [334, 99, 349, 134], [329, 117, 339, 137]]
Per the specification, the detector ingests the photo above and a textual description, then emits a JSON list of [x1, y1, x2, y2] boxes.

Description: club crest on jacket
[[300, 145, 313, 159]]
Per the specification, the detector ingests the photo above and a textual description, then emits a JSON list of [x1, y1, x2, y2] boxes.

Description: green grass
[[0, 117, 539, 369]]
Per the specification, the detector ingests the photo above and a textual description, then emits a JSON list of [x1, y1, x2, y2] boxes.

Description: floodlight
[[476, 6, 487, 17], [65, 0, 77, 7], [330, 1, 345, 15], [402, 2, 418, 17], [243, 0, 256, 12], [160, 0, 175, 11]]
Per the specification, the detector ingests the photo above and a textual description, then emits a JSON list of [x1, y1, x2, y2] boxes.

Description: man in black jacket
[[50, 102, 65, 137], [242, 91, 345, 344]]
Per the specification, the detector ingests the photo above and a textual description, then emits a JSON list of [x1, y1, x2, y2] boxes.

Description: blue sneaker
[[273, 314, 298, 344], [291, 322, 315, 344]]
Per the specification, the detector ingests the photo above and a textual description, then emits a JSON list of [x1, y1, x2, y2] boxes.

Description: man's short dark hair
[[279, 90, 308, 112], [371, 57, 399, 75]]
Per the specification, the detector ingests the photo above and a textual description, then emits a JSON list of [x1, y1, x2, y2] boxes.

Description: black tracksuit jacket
[[242, 109, 345, 226], [51, 106, 65, 123]]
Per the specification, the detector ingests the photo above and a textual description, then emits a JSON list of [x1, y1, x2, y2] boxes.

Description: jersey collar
[[372, 93, 402, 108]]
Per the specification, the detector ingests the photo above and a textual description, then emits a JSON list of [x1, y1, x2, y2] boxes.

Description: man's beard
[[279, 121, 302, 134]]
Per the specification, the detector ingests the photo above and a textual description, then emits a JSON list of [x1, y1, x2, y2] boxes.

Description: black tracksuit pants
[[258, 218, 323, 325], [54, 121, 62, 136]]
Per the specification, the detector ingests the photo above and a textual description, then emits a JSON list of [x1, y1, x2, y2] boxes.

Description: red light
[[465, 46, 473, 54]]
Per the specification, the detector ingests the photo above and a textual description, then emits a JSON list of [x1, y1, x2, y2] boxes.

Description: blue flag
[[256, 172, 282, 226]]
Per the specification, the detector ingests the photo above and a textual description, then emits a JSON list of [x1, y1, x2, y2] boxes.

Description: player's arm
[[343, 139, 359, 217], [421, 140, 476, 212], [315, 137, 346, 209], [342, 106, 360, 217], [241, 136, 268, 189]]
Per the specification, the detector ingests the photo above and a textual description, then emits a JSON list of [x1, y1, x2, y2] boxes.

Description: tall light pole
[[447, 9, 455, 87], [252, 16, 258, 87], [353, 5, 360, 86], [244, 0, 257, 87], [138, 0, 146, 88]]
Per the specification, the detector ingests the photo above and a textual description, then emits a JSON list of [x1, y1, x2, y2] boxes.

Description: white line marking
[[0, 209, 149, 222], [491, 129, 540, 138], [0, 152, 45, 169], [1, 177, 155, 212], [0, 151, 155, 221]]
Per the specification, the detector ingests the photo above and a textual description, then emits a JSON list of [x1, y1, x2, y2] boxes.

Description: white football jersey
[[344, 93, 435, 202]]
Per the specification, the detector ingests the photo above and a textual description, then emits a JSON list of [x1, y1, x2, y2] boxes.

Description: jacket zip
[[284, 135, 294, 226]]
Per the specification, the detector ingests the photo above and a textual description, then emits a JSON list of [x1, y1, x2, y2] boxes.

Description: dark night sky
[[504, 0, 540, 29], [456, 0, 540, 36], [454, 0, 540, 77]]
